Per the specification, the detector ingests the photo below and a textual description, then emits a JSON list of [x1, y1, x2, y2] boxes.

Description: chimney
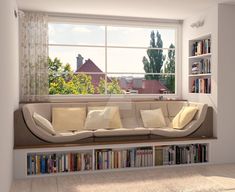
[[76, 54, 84, 71]]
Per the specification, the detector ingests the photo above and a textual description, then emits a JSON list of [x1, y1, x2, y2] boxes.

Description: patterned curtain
[[19, 12, 49, 102]]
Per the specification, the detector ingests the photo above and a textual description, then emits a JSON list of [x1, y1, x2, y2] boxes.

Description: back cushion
[[188, 102, 204, 120], [25, 103, 52, 122], [150, 102, 168, 117], [135, 103, 151, 127], [88, 102, 138, 128], [52, 107, 86, 132], [167, 101, 188, 117]]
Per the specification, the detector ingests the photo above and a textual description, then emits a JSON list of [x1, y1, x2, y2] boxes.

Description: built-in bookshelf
[[95, 147, 153, 170], [155, 144, 208, 166], [188, 34, 211, 94], [27, 151, 93, 175], [22, 142, 209, 177]]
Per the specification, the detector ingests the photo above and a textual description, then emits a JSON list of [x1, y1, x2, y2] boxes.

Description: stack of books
[[155, 144, 208, 166], [95, 147, 153, 170], [192, 39, 211, 56], [27, 152, 93, 175], [191, 59, 211, 74], [191, 78, 211, 93]]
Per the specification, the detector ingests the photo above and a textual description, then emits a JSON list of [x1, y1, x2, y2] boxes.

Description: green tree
[[97, 77, 123, 94], [108, 78, 123, 94], [164, 43, 175, 93], [142, 30, 165, 80], [62, 63, 73, 82], [48, 57, 63, 85], [48, 57, 95, 95], [97, 78, 106, 94], [72, 74, 95, 94]]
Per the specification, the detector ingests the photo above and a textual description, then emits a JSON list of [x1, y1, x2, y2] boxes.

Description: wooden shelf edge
[[14, 137, 217, 150]]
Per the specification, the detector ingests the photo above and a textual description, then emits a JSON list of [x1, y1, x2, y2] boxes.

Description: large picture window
[[48, 22, 177, 95]]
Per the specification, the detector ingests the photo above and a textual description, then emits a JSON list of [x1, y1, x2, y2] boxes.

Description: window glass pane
[[49, 23, 105, 45], [49, 73, 106, 95], [107, 26, 175, 48], [49, 46, 105, 72], [107, 48, 171, 74], [106, 74, 175, 94]]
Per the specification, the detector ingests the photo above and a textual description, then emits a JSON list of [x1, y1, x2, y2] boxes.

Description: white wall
[[214, 3, 235, 163], [182, 6, 219, 161], [183, 3, 235, 163], [0, 0, 19, 191]]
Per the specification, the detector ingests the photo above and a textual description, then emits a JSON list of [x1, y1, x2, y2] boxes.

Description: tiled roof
[[76, 59, 110, 87], [139, 80, 168, 94], [119, 79, 168, 94], [76, 59, 103, 73]]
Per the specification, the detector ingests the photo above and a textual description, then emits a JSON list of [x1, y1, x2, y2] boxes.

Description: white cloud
[[72, 26, 91, 33]]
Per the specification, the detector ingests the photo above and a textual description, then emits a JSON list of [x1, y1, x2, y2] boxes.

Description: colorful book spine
[[95, 147, 153, 170], [27, 152, 93, 175], [155, 144, 208, 166]]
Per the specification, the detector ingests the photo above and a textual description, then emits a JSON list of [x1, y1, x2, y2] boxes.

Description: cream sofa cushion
[[140, 108, 166, 128], [172, 106, 198, 129], [85, 107, 122, 130], [52, 107, 86, 132], [33, 112, 56, 135]]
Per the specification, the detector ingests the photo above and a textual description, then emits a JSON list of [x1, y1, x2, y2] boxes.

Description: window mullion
[[105, 25, 108, 95]]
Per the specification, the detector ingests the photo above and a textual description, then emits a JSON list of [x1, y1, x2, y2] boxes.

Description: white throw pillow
[[140, 108, 166, 128], [33, 112, 56, 135], [84, 107, 122, 130], [172, 106, 198, 129], [52, 107, 86, 133]]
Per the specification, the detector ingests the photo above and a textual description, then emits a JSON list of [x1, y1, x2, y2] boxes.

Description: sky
[[48, 23, 176, 75]]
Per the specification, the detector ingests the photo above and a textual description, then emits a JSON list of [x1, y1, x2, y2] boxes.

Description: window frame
[[48, 15, 182, 101]]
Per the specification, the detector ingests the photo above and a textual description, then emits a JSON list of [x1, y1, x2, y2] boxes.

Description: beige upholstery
[[22, 101, 208, 143], [94, 127, 150, 137]]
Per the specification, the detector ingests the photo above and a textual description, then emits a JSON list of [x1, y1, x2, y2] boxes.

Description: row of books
[[95, 148, 153, 170], [27, 152, 92, 175], [191, 78, 211, 93], [155, 144, 208, 166], [191, 59, 211, 74], [192, 39, 211, 56]]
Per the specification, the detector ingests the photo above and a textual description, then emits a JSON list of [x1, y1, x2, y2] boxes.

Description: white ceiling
[[16, 0, 235, 20]]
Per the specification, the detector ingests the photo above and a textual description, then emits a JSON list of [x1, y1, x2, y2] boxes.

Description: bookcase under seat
[[14, 139, 212, 179]]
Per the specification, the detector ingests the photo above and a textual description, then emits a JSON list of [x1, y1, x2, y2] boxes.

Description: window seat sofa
[[14, 101, 213, 147]]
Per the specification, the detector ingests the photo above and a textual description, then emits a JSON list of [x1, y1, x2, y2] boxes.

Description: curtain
[[19, 11, 49, 102]]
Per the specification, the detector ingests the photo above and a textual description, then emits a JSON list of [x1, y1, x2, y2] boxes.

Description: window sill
[[46, 94, 181, 103]]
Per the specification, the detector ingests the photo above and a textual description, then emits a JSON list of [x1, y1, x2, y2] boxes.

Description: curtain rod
[[19, 9, 183, 25]]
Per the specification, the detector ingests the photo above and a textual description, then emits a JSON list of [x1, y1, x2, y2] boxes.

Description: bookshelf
[[188, 34, 211, 94], [14, 139, 212, 178]]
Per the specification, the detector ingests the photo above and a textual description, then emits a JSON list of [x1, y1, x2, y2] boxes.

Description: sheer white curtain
[[19, 11, 49, 102]]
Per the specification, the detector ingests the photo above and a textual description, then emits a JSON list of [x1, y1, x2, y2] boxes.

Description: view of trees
[[48, 30, 175, 95], [143, 31, 165, 80], [48, 57, 123, 95], [142, 30, 175, 93]]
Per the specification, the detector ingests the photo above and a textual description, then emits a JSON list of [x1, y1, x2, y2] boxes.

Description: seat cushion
[[94, 127, 150, 137]]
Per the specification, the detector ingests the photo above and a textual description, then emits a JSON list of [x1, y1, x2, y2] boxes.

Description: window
[[48, 21, 177, 96]]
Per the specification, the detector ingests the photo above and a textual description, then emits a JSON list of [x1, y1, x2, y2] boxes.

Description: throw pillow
[[140, 108, 166, 128], [52, 107, 86, 133], [33, 112, 56, 135], [172, 106, 198, 129], [85, 106, 122, 130]]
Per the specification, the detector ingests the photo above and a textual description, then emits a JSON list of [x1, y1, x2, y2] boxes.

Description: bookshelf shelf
[[14, 139, 212, 179], [189, 73, 211, 77], [188, 34, 211, 94], [188, 53, 212, 59]]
